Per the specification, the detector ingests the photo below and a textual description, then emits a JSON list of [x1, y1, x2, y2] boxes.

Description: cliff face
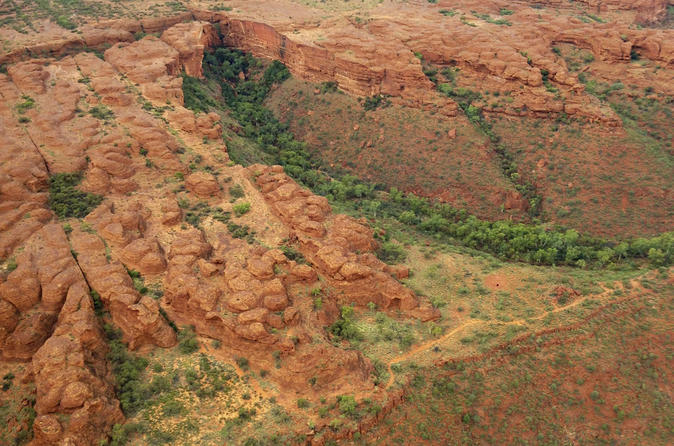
[[1, 3, 672, 124]]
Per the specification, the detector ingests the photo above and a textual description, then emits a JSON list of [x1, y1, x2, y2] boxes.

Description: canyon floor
[[0, 1, 672, 445]]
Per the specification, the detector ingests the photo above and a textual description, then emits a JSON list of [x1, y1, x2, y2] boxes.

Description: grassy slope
[[351, 271, 673, 445]]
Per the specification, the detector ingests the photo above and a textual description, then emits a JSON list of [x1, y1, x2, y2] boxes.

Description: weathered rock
[[70, 229, 177, 349], [161, 22, 220, 77], [185, 171, 220, 197], [119, 237, 167, 275]]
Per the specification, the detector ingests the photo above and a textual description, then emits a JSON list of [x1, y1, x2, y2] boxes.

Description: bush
[[376, 242, 407, 264], [178, 327, 199, 354], [235, 356, 250, 371], [105, 325, 150, 415], [229, 184, 245, 198], [362, 94, 391, 111], [182, 74, 217, 113], [89, 105, 114, 120], [16, 95, 35, 114], [233, 202, 251, 217], [297, 398, 310, 408], [338, 395, 358, 417], [329, 306, 362, 342], [48, 173, 103, 218]]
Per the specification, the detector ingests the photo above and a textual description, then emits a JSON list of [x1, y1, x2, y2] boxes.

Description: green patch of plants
[[16, 94, 35, 114], [104, 324, 150, 415], [472, 11, 512, 26], [376, 241, 407, 264], [89, 104, 115, 121], [362, 94, 392, 111], [178, 326, 199, 354], [279, 242, 306, 264], [233, 202, 251, 217], [319, 81, 339, 94], [229, 183, 245, 198], [329, 306, 363, 342], [48, 172, 103, 218], [235, 356, 250, 371]]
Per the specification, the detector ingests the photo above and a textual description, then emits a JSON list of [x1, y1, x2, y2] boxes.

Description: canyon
[[0, 1, 672, 445]]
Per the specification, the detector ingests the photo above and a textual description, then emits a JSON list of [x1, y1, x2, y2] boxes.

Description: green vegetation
[[182, 74, 217, 113], [89, 104, 115, 121], [229, 184, 245, 199], [472, 11, 512, 26], [232, 202, 251, 217], [104, 324, 150, 415], [437, 77, 543, 216], [178, 327, 199, 354], [329, 306, 363, 342], [187, 47, 673, 268], [15, 95, 35, 114], [362, 94, 392, 111], [48, 173, 103, 219], [376, 241, 407, 264], [179, 200, 256, 243]]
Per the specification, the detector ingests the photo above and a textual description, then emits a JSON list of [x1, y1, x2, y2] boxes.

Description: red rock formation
[[69, 229, 177, 349], [30, 279, 123, 445], [1, 225, 84, 360], [0, 75, 52, 258], [252, 165, 439, 321], [161, 22, 221, 78], [105, 36, 184, 104], [0, 225, 122, 444], [185, 171, 221, 197]]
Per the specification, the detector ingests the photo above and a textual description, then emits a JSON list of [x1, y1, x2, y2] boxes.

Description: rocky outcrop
[[0, 75, 52, 258], [105, 37, 184, 104], [7, 59, 91, 172], [253, 165, 439, 321], [160, 22, 221, 78], [69, 228, 176, 349], [1, 225, 84, 359], [166, 107, 223, 139], [0, 225, 122, 444], [185, 171, 221, 197], [1, 8, 671, 123], [30, 279, 123, 445]]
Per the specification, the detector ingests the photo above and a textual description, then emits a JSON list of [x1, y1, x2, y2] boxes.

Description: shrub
[[178, 327, 199, 354], [235, 356, 250, 371], [229, 184, 245, 198], [89, 105, 114, 121], [48, 173, 103, 218], [16, 95, 35, 114], [362, 94, 391, 111], [182, 74, 217, 113], [280, 244, 306, 263], [337, 395, 358, 417], [376, 241, 407, 264], [55, 15, 76, 30], [329, 306, 362, 342], [233, 202, 251, 217], [297, 398, 310, 408], [105, 325, 150, 415]]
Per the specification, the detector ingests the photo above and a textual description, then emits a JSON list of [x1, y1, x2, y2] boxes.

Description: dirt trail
[[383, 280, 634, 389]]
